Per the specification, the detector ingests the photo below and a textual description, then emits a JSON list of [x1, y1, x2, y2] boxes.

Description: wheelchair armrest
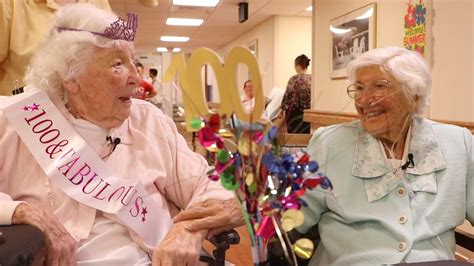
[[0, 224, 46, 265], [209, 228, 240, 248], [0, 224, 240, 266], [199, 229, 240, 266]]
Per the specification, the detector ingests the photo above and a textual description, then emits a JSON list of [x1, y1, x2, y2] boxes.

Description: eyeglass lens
[[347, 80, 393, 99]]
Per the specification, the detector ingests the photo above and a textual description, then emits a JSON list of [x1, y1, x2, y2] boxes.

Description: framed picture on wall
[[330, 3, 377, 78], [247, 39, 258, 59]]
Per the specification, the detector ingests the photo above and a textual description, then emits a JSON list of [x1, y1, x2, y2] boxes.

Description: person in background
[[148, 68, 158, 86], [241, 79, 255, 113], [133, 61, 156, 100], [0, 0, 111, 96], [298, 46, 473, 265], [264, 86, 285, 121], [230, 79, 271, 132], [134, 61, 144, 76], [147, 68, 163, 108], [138, 79, 157, 100], [275, 54, 312, 134], [0, 4, 243, 265]]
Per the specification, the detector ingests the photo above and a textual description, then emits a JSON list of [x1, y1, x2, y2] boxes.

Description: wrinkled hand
[[172, 198, 244, 238], [152, 222, 206, 266], [12, 203, 76, 266]]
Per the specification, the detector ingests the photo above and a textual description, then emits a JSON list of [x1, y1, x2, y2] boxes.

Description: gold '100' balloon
[[163, 47, 264, 132]]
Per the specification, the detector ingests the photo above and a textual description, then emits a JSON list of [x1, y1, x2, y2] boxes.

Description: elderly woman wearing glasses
[[298, 46, 473, 265], [0, 4, 243, 265]]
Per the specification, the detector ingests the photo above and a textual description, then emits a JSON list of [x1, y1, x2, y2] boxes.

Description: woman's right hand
[[12, 203, 76, 266], [152, 221, 206, 266]]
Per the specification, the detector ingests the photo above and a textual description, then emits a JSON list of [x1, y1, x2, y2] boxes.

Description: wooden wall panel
[[303, 110, 474, 134]]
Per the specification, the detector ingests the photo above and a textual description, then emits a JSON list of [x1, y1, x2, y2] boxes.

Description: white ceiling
[[110, 0, 312, 55]]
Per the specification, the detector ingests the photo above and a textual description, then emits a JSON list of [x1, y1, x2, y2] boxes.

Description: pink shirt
[[0, 97, 233, 250]]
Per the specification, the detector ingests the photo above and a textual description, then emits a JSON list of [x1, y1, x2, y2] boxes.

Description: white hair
[[24, 3, 126, 102], [346, 46, 431, 116]]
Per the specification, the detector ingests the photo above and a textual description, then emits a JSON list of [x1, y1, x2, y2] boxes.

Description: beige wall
[[430, 0, 473, 121], [274, 16, 312, 89], [312, 0, 473, 122], [217, 15, 312, 98], [218, 17, 275, 99]]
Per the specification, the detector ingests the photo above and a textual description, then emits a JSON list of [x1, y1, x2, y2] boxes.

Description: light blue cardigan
[[298, 117, 474, 265]]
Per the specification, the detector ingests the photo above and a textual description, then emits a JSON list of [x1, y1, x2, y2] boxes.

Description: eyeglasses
[[346, 80, 398, 99]]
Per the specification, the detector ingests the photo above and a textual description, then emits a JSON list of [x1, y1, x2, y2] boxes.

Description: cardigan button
[[396, 187, 406, 197], [397, 242, 407, 252], [398, 215, 407, 224]]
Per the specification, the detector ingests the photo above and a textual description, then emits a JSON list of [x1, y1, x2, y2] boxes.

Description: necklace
[[380, 133, 411, 176], [45, 178, 56, 209]]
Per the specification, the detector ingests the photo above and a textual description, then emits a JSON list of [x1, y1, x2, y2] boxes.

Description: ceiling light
[[160, 36, 190, 42], [156, 47, 168, 52], [172, 0, 219, 7], [166, 18, 204, 26], [356, 8, 374, 20], [306, 6, 312, 11], [172, 48, 181, 53]]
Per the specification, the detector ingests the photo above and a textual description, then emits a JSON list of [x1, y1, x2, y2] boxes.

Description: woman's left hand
[[152, 222, 206, 266], [172, 198, 244, 238]]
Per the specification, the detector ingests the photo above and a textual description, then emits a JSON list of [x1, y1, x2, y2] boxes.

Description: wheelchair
[[0, 224, 239, 266]]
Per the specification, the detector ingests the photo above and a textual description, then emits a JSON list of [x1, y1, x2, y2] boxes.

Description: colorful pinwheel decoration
[[190, 113, 332, 265]]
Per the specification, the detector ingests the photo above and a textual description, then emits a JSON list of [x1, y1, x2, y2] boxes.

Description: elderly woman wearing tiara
[[0, 3, 242, 265]]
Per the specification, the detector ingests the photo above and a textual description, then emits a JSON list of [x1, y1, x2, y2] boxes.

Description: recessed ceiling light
[[156, 47, 168, 52], [166, 18, 204, 26], [306, 6, 312, 11], [172, 48, 181, 53], [160, 36, 190, 42], [172, 0, 219, 7]]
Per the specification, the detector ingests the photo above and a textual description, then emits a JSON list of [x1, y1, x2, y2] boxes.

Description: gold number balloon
[[163, 46, 264, 131]]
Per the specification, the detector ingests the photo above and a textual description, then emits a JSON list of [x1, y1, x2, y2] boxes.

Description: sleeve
[[280, 75, 296, 112], [297, 127, 330, 233], [0, 109, 23, 225], [465, 128, 474, 224], [0, 0, 13, 63], [158, 114, 234, 210], [0, 194, 23, 225]]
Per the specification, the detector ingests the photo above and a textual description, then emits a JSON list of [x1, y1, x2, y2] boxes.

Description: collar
[[351, 117, 446, 202], [405, 117, 447, 175], [106, 119, 133, 145]]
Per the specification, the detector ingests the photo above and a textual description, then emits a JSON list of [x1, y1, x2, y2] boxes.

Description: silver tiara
[[56, 13, 138, 41]]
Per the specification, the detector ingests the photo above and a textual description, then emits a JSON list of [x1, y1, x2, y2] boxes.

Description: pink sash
[[0, 89, 172, 246]]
